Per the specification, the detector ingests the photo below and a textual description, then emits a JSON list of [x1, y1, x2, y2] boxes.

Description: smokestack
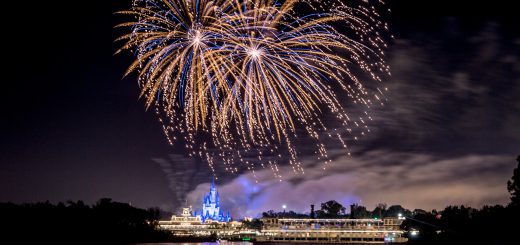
[[350, 204, 356, 219], [310, 204, 315, 219]]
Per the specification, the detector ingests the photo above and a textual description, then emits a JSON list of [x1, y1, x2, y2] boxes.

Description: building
[[158, 206, 210, 236], [159, 178, 232, 235], [199, 178, 231, 222]]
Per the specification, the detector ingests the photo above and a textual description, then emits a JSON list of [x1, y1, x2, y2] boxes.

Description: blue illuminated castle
[[199, 178, 231, 222]]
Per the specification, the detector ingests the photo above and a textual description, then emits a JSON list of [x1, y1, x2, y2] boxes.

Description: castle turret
[[200, 177, 231, 222]]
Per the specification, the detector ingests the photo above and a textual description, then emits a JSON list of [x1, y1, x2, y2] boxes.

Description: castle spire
[[201, 176, 231, 222]]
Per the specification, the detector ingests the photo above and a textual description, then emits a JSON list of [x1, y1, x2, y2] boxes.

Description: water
[[137, 243, 253, 245]]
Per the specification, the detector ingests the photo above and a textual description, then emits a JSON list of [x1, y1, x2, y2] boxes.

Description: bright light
[[248, 48, 262, 59], [191, 30, 202, 45], [282, 205, 287, 209], [118, 0, 391, 178], [411, 230, 418, 236], [398, 213, 406, 220]]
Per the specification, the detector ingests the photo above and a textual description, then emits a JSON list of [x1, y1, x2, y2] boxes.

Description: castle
[[158, 178, 232, 232], [199, 178, 231, 222]]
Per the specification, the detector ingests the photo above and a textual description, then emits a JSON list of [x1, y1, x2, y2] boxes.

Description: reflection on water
[[137, 243, 253, 245]]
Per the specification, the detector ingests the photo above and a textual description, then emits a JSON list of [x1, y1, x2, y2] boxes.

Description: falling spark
[[116, 0, 390, 178]]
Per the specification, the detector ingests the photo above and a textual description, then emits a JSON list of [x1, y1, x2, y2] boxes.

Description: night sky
[[1, 0, 519, 217]]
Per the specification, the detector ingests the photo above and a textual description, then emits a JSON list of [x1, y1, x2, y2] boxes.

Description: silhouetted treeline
[[403, 204, 520, 244], [0, 198, 172, 244], [2, 156, 519, 244], [403, 155, 520, 244], [262, 201, 411, 219]]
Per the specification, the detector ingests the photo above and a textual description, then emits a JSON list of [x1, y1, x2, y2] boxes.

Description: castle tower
[[200, 177, 231, 222]]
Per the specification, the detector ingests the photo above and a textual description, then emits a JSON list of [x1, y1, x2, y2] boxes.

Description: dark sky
[[1, 0, 519, 216]]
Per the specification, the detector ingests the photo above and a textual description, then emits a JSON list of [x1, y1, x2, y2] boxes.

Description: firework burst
[[116, 0, 390, 179]]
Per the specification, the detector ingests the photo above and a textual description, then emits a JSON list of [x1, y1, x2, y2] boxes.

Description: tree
[[320, 200, 345, 217], [262, 210, 277, 217], [242, 219, 263, 231], [371, 203, 387, 219], [507, 155, 520, 207], [0, 199, 170, 244], [350, 204, 370, 219], [385, 205, 411, 218], [377, 203, 387, 210], [413, 209, 428, 215]]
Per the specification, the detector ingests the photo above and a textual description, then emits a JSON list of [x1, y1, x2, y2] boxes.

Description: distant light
[[410, 230, 418, 236], [282, 204, 287, 209]]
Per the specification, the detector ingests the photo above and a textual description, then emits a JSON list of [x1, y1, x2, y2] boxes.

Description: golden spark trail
[[116, 0, 390, 179]]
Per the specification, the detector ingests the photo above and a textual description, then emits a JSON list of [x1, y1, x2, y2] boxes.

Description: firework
[[116, 0, 390, 179]]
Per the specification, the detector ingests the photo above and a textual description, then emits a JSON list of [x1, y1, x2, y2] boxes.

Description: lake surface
[[137, 243, 253, 245]]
